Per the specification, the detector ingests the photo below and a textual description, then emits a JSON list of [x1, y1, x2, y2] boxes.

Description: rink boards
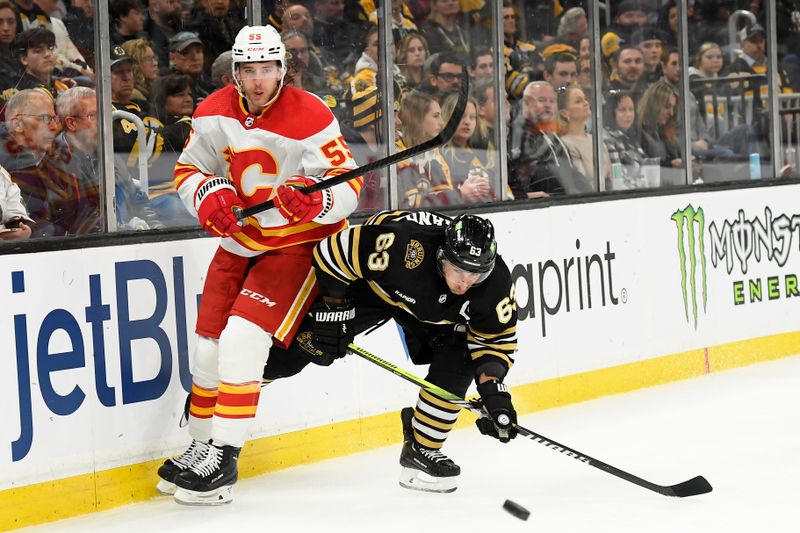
[[3, 183, 800, 529]]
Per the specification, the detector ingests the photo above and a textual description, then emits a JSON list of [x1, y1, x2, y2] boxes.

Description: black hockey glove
[[475, 381, 518, 443], [310, 298, 356, 358]]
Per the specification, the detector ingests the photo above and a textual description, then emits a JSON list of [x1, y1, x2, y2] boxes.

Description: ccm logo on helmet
[[240, 288, 277, 307]]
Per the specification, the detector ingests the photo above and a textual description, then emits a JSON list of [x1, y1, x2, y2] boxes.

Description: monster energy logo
[[672, 205, 707, 329]]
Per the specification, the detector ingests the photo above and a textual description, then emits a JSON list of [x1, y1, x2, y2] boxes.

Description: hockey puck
[[502, 499, 530, 521]]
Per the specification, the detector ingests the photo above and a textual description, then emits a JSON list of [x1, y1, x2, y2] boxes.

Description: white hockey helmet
[[231, 25, 286, 79]]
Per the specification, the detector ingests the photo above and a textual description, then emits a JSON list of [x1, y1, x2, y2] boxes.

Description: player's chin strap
[[346, 342, 713, 499]]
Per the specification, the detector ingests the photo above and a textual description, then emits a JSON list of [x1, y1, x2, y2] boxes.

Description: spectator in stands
[[404, 0, 430, 25], [577, 55, 592, 93], [608, 45, 646, 105], [397, 32, 428, 90], [558, 85, 608, 191], [145, 0, 183, 68], [2, 27, 73, 109], [420, 51, 462, 101], [508, 81, 591, 198], [556, 7, 588, 54], [689, 41, 724, 82], [340, 83, 384, 211], [697, 0, 735, 52], [540, 7, 586, 58], [110, 0, 145, 45], [0, 2, 19, 90], [56, 86, 165, 230], [281, 29, 343, 112], [502, 0, 541, 100], [312, 0, 359, 62], [602, 89, 646, 189], [145, 73, 195, 225], [351, 25, 379, 92], [109, 45, 164, 185], [283, 3, 314, 39], [9, 0, 48, 30], [637, 80, 683, 177], [28, 0, 92, 80], [630, 26, 664, 84], [654, 46, 709, 153], [367, 0, 417, 42], [184, 0, 245, 73], [167, 31, 214, 103], [467, 45, 492, 83], [122, 38, 159, 106], [726, 23, 792, 95], [474, 77, 508, 150], [421, 0, 467, 55], [62, 0, 93, 67], [150, 72, 192, 149], [0, 88, 99, 236], [658, 0, 700, 52], [603, 0, 649, 44], [397, 89, 460, 207], [544, 52, 578, 90], [439, 91, 493, 203], [210, 49, 233, 89], [0, 159, 32, 239]]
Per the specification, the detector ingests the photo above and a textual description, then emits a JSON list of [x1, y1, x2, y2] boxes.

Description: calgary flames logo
[[223, 146, 279, 206]]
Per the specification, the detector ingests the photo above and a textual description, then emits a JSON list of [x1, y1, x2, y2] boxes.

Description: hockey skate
[[173, 443, 240, 505], [398, 407, 460, 493], [156, 439, 209, 495]]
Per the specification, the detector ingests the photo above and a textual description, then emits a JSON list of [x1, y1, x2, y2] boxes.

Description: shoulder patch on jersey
[[404, 239, 425, 269]]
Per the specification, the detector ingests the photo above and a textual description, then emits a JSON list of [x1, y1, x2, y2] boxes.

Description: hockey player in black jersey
[[264, 210, 519, 493]]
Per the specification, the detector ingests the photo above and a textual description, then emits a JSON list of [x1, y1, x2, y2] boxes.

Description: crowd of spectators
[[1, 0, 800, 242]]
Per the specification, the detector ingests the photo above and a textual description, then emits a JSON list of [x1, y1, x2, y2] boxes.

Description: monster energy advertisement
[[672, 204, 800, 329]]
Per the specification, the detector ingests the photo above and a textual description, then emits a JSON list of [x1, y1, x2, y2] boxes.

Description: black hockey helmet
[[437, 214, 497, 283]]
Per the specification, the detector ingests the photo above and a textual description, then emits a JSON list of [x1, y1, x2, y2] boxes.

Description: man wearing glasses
[[57, 86, 164, 231], [422, 51, 463, 102], [0, 88, 98, 236]]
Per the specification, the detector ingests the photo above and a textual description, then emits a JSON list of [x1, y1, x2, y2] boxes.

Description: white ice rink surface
[[21, 355, 800, 533]]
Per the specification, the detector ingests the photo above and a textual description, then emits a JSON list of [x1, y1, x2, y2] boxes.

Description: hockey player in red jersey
[[158, 24, 362, 505]]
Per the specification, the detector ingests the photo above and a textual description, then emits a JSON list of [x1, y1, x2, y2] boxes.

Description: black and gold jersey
[[313, 210, 518, 371]]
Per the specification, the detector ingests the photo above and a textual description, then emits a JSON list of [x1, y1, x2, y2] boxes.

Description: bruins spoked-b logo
[[671, 205, 708, 329], [404, 239, 424, 269]]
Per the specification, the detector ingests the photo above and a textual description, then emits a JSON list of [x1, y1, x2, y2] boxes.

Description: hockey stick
[[233, 74, 470, 220], [347, 343, 713, 498]]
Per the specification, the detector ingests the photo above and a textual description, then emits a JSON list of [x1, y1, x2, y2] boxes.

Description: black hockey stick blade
[[347, 343, 713, 498], [666, 475, 714, 498], [234, 73, 470, 220]]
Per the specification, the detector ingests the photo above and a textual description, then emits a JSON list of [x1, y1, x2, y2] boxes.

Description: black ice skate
[[398, 407, 460, 493], [173, 443, 240, 505], [156, 439, 209, 495]]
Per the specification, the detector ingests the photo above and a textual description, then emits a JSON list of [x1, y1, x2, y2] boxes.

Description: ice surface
[[21, 355, 800, 533]]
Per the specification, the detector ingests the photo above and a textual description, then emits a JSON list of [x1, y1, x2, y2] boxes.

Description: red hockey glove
[[195, 177, 243, 237], [274, 176, 325, 224]]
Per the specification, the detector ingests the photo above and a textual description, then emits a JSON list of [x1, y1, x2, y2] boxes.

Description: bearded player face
[[236, 60, 283, 110]]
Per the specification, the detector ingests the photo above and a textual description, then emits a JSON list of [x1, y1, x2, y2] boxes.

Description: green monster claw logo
[[671, 205, 708, 329]]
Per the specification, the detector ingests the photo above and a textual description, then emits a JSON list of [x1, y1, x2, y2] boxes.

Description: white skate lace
[[189, 444, 222, 477], [174, 440, 208, 468], [418, 446, 450, 464]]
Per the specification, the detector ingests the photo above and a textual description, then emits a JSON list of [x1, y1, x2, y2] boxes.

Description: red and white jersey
[[175, 85, 363, 257]]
